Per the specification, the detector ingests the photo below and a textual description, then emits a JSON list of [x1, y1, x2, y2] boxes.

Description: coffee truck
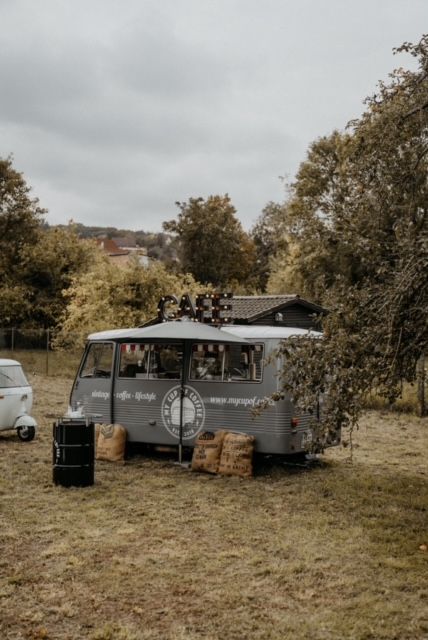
[[69, 296, 339, 455]]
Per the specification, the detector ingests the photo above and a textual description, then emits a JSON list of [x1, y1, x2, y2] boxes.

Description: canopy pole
[[178, 341, 186, 463], [179, 385, 184, 463]]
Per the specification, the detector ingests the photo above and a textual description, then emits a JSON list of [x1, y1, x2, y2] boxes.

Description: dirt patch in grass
[[0, 375, 427, 639]]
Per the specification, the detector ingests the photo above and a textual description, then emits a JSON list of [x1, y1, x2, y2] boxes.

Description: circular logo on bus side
[[161, 385, 205, 440]]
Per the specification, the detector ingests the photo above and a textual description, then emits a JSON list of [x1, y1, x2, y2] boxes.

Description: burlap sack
[[218, 432, 255, 477], [96, 423, 127, 462], [191, 430, 227, 474]]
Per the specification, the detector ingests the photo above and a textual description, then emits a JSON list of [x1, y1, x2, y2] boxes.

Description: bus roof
[[87, 321, 247, 343], [87, 324, 320, 342]]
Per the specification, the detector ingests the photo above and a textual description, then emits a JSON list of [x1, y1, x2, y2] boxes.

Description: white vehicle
[[0, 359, 37, 441]]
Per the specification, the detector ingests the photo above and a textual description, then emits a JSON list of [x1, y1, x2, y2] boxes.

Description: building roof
[[141, 294, 327, 328], [94, 238, 129, 256], [230, 295, 325, 322]]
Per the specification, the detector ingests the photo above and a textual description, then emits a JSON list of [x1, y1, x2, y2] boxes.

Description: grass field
[[1, 373, 427, 640]]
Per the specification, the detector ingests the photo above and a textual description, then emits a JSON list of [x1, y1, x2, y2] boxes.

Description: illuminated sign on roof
[[157, 293, 233, 324]]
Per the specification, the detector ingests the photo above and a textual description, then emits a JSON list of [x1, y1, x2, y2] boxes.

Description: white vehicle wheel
[[17, 425, 36, 442]]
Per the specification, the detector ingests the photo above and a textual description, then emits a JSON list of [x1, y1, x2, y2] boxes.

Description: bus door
[[71, 341, 114, 423]]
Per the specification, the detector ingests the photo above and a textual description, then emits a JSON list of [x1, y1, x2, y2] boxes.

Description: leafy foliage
[[250, 201, 290, 291], [19, 226, 96, 328], [266, 132, 362, 300], [0, 156, 45, 325], [0, 156, 45, 266], [55, 257, 201, 347], [270, 36, 428, 440], [164, 195, 256, 288]]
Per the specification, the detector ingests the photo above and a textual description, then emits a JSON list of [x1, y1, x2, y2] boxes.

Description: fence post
[[417, 354, 426, 417], [46, 328, 50, 376], [11, 327, 15, 353]]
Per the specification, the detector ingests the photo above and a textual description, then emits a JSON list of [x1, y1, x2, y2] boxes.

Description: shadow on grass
[[125, 442, 333, 477], [253, 452, 332, 476]]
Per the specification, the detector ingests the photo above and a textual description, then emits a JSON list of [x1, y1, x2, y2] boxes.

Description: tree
[[55, 258, 202, 347], [0, 156, 46, 325], [163, 195, 256, 288], [265, 131, 368, 301], [250, 201, 289, 291], [0, 156, 45, 271], [268, 36, 428, 442], [19, 226, 96, 328], [266, 238, 307, 295]]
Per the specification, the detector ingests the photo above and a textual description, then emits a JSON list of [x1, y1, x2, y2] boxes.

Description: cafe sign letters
[[157, 292, 233, 325]]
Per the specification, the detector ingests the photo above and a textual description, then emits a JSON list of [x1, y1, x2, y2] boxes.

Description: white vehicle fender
[[14, 414, 37, 429]]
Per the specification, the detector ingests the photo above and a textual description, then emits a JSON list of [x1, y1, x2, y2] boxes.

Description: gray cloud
[[0, 0, 426, 231]]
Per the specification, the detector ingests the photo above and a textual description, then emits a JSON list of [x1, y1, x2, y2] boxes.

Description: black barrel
[[53, 419, 94, 487]]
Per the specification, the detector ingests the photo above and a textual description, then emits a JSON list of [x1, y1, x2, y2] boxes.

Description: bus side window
[[190, 345, 222, 380], [189, 344, 264, 382], [118, 343, 183, 379], [119, 344, 148, 378], [225, 345, 263, 381], [159, 345, 182, 379]]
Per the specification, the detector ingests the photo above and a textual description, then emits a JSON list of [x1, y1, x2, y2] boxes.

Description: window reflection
[[119, 343, 182, 379], [190, 344, 263, 382]]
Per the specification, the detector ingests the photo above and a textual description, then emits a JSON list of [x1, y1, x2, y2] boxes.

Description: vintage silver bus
[[69, 321, 339, 455]]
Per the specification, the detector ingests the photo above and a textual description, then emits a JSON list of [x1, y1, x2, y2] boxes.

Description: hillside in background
[[47, 222, 179, 263]]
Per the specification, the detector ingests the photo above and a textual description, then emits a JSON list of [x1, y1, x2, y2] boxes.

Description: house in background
[[95, 237, 150, 268], [229, 295, 325, 331], [113, 237, 151, 267]]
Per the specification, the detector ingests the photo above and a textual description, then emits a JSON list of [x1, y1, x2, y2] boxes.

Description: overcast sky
[[0, 1, 426, 232]]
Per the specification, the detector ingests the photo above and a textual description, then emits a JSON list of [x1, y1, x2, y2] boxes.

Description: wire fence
[[0, 328, 82, 377]]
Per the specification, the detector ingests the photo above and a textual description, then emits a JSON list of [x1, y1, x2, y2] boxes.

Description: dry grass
[[0, 349, 81, 378], [364, 382, 423, 414], [0, 374, 427, 640]]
